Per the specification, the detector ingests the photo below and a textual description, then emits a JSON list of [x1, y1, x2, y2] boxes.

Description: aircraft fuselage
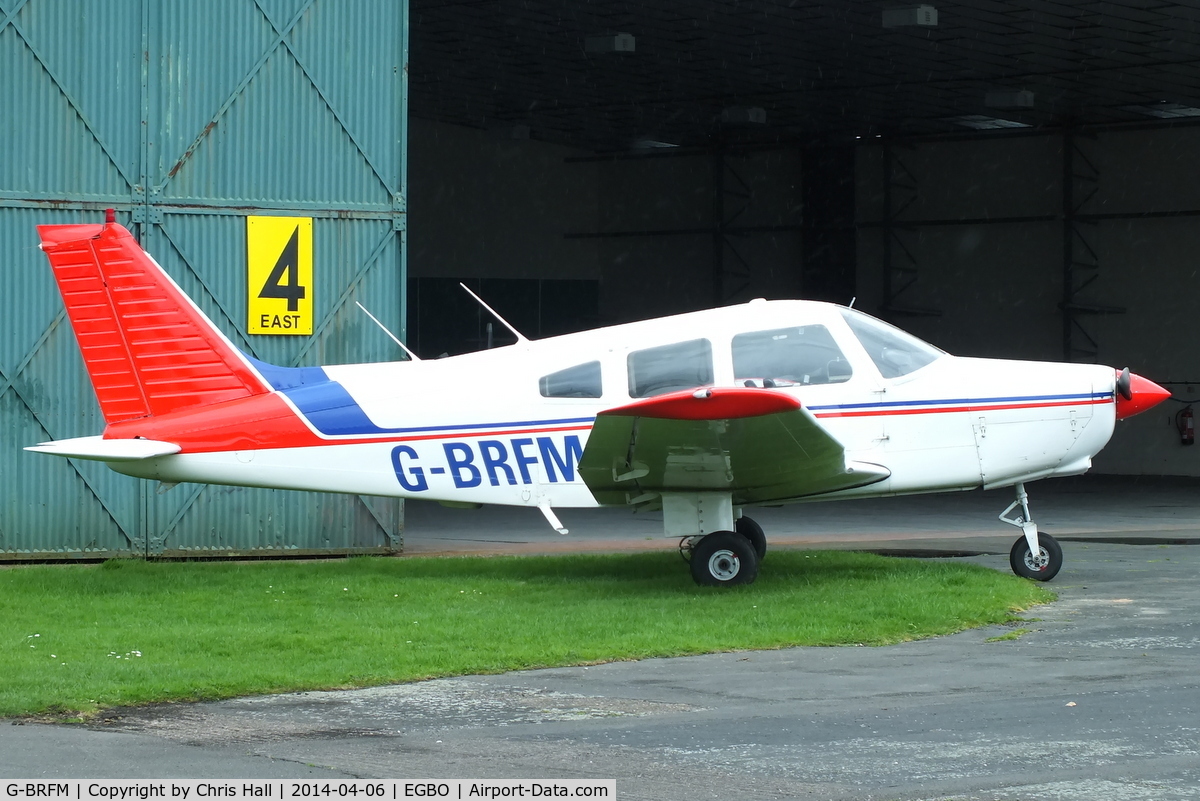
[[106, 299, 1118, 514]]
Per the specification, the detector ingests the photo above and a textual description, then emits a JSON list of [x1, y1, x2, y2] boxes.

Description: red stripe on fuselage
[[813, 397, 1113, 419]]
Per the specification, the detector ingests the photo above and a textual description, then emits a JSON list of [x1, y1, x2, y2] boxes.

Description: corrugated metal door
[[0, 0, 407, 558]]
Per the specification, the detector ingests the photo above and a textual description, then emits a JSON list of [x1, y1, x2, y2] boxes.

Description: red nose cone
[[1115, 372, 1171, 420]]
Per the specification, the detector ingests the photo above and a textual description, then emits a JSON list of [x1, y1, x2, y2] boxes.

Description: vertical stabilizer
[[37, 218, 269, 424]]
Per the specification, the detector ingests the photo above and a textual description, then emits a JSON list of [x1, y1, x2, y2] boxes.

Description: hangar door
[[0, 0, 407, 558]]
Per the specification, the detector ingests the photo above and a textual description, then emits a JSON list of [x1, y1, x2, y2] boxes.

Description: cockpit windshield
[[840, 308, 944, 379]]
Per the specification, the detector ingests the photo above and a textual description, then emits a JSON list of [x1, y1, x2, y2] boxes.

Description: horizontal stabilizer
[[25, 436, 181, 462]]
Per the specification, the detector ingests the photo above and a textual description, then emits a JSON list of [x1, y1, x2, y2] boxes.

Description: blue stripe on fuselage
[[246, 355, 329, 392], [246, 355, 390, 436], [244, 353, 594, 437], [807, 391, 1111, 412]]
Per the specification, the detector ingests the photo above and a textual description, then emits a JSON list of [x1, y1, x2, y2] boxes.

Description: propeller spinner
[[1114, 367, 1170, 420]]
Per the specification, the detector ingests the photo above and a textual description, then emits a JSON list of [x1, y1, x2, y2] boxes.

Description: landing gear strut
[[999, 483, 1062, 581], [665, 493, 767, 586]]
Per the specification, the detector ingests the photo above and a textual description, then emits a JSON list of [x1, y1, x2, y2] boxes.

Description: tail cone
[[1114, 370, 1171, 420]]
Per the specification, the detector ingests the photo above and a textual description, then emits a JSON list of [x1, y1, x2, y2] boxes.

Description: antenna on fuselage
[[458, 282, 529, 344], [848, 297, 857, 309], [354, 301, 421, 361]]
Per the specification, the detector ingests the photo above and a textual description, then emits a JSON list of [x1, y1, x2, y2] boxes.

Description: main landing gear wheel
[[1009, 532, 1062, 582], [690, 531, 760, 587], [735, 515, 767, 561]]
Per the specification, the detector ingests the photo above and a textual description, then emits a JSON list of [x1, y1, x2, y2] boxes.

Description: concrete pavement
[[401, 474, 1200, 557]]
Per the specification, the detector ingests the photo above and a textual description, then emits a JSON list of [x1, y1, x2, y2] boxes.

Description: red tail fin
[[38, 219, 269, 424]]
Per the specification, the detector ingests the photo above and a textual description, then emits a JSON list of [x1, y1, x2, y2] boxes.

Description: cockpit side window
[[539, 361, 602, 398], [840, 308, 943, 379], [628, 339, 713, 398], [732, 325, 852, 387]]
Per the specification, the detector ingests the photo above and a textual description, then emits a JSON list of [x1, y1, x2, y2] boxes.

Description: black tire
[[1009, 532, 1063, 581], [735, 515, 767, 561], [690, 531, 759, 587]]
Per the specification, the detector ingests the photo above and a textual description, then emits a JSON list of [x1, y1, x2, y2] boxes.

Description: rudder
[[38, 215, 269, 424]]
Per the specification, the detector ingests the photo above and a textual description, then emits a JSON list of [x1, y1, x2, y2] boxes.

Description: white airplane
[[28, 214, 1170, 586]]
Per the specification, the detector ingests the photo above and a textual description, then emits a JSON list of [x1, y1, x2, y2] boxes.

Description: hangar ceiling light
[[489, 123, 531, 140], [631, 139, 678, 150], [585, 33, 635, 54], [985, 90, 1035, 110], [946, 115, 1029, 131], [882, 5, 938, 28], [1123, 103, 1200, 120], [720, 106, 767, 126]]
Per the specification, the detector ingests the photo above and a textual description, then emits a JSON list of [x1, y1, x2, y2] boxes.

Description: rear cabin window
[[539, 361, 602, 398], [628, 339, 714, 398], [732, 325, 852, 386]]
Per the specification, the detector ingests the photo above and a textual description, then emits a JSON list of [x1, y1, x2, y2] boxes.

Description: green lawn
[[0, 551, 1052, 718]]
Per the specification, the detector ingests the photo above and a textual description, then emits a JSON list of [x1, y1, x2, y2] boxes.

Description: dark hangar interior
[[403, 1, 1200, 478]]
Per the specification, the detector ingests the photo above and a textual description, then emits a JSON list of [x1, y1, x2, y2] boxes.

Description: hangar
[[1, 0, 1196, 558], [405, 0, 1200, 480]]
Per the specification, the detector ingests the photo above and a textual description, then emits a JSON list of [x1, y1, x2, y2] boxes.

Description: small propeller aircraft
[[28, 213, 1170, 586]]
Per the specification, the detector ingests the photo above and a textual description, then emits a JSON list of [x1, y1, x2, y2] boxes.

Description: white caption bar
[[2, 782, 614, 801]]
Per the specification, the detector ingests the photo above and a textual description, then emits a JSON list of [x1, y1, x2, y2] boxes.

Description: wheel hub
[[1024, 547, 1050, 571], [708, 549, 741, 580]]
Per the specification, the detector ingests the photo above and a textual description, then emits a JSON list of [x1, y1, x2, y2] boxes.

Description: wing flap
[[579, 387, 888, 505]]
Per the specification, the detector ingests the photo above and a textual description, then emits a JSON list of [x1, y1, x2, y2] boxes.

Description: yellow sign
[[247, 216, 313, 335]]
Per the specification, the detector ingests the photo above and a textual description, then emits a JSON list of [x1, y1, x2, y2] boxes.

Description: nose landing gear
[[999, 483, 1062, 581]]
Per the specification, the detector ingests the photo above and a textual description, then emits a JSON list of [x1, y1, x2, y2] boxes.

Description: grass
[[0, 551, 1053, 719], [985, 627, 1033, 642]]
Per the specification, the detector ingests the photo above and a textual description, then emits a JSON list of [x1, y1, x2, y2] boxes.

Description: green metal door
[[0, 0, 407, 558]]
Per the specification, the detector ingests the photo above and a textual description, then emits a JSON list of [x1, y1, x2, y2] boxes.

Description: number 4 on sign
[[246, 215, 312, 335], [259, 226, 305, 311]]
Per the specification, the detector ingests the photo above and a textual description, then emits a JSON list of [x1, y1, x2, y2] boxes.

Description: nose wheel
[[999, 482, 1063, 581], [1008, 530, 1062, 581]]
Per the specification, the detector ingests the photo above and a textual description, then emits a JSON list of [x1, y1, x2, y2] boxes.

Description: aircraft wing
[[578, 387, 889, 506]]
